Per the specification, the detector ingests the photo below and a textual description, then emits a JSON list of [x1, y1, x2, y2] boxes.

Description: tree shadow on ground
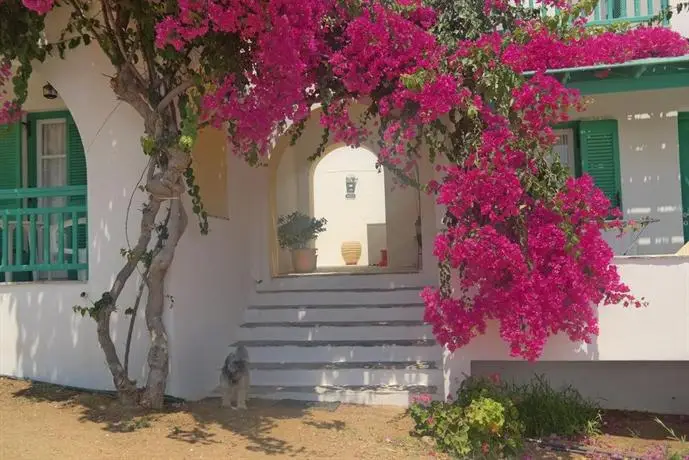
[[12, 380, 346, 457]]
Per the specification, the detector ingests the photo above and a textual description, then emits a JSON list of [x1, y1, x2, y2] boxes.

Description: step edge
[[249, 384, 439, 394], [255, 286, 430, 294], [249, 361, 440, 370], [240, 320, 427, 328], [248, 303, 426, 310], [234, 339, 438, 347]]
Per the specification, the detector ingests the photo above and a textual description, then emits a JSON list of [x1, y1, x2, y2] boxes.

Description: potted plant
[[277, 211, 327, 273]]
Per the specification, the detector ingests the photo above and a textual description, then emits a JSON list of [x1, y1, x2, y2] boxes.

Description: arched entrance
[[269, 106, 423, 276]]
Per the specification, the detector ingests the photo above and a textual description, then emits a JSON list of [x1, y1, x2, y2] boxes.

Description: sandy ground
[[0, 377, 687, 459]]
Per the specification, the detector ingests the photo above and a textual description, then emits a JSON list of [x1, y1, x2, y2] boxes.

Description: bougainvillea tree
[[1, 0, 687, 407]]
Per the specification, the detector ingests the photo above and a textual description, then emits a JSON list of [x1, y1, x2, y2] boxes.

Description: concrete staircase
[[235, 284, 443, 406]]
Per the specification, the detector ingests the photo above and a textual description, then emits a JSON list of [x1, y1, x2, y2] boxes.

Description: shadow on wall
[[609, 109, 684, 255], [444, 257, 689, 414], [443, 319, 601, 402], [0, 283, 149, 392], [470, 360, 689, 415]]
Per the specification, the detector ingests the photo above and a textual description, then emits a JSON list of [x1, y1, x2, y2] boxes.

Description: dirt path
[[0, 377, 443, 459], [1, 377, 686, 459]]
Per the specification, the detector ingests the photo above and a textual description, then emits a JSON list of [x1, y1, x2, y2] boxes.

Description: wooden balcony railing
[[0, 185, 88, 282], [524, 0, 669, 26]]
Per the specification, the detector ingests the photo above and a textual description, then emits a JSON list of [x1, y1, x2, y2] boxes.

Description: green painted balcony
[[0, 185, 88, 282], [524, 0, 669, 26]]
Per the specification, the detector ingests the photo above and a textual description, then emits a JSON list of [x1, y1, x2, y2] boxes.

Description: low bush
[[409, 378, 524, 459], [409, 374, 601, 458], [507, 374, 601, 439]]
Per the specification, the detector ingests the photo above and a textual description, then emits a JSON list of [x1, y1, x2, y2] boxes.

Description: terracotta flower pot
[[340, 241, 362, 265], [291, 248, 318, 273]]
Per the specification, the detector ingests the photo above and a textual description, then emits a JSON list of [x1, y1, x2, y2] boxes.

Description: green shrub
[[276, 211, 327, 249], [507, 374, 601, 439], [409, 379, 524, 459], [408, 374, 602, 458]]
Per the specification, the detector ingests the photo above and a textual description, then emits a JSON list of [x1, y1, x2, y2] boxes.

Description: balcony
[[524, 0, 669, 26], [0, 186, 88, 283]]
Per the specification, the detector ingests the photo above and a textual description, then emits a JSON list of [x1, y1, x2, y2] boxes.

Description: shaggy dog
[[219, 345, 250, 410]]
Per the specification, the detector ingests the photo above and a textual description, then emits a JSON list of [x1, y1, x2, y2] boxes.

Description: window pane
[[42, 121, 66, 157]]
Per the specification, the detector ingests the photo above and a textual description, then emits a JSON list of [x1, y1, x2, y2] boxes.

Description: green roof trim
[[523, 54, 689, 95]]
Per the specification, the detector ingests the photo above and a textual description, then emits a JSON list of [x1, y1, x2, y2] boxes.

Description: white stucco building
[[1, 3, 688, 415]]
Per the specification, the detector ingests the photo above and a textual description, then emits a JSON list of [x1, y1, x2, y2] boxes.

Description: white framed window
[[36, 118, 67, 209], [553, 128, 576, 176]]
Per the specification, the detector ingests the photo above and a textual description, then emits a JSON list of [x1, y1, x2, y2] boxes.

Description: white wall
[[670, 0, 689, 38], [573, 88, 689, 255], [443, 256, 689, 413], [313, 147, 386, 267], [0, 41, 251, 400]]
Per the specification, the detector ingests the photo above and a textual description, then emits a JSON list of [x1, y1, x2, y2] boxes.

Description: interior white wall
[[384, 171, 422, 270], [0, 41, 250, 400], [573, 88, 689, 255], [313, 147, 386, 267]]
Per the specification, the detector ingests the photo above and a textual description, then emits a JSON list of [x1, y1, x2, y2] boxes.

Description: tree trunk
[[140, 199, 188, 408], [99, 67, 191, 408], [140, 145, 190, 409], [95, 192, 161, 406]]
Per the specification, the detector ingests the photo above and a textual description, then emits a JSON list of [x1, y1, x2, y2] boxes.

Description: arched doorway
[[312, 146, 386, 268], [269, 106, 424, 276]]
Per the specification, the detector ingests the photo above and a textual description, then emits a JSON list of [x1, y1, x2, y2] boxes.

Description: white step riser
[[251, 289, 425, 306], [249, 369, 439, 387], [249, 391, 413, 406], [258, 273, 436, 292], [245, 345, 441, 364], [244, 306, 425, 324], [240, 325, 433, 342]]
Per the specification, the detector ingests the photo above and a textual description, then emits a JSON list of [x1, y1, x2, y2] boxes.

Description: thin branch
[[64, 0, 111, 60], [100, 0, 127, 61], [101, 0, 147, 87], [124, 205, 171, 375], [136, 18, 159, 88], [157, 80, 194, 113], [124, 269, 147, 375]]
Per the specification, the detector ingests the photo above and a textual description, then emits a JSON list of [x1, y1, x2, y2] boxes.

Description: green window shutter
[[0, 122, 22, 209], [66, 115, 87, 253], [679, 112, 689, 243], [578, 119, 622, 210], [67, 115, 87, 197]]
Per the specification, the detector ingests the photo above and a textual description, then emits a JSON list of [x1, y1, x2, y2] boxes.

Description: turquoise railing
[[0, 185, 88, 281], [525, 0, 669, 26]]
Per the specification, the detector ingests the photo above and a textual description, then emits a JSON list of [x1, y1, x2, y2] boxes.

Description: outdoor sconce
[[345, 175, 358, 200], [43, 83, 58, 100]]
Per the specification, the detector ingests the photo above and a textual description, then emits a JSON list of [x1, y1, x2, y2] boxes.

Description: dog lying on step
[[219, 344, 250, 410]]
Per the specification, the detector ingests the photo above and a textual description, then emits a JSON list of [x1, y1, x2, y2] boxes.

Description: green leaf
[[68, 36, 82, 49]]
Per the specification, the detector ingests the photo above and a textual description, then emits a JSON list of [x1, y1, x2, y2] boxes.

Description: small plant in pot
[[277, 211, 327, 273]]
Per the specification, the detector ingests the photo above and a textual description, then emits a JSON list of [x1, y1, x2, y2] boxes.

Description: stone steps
[[235, 285, 441, 407]]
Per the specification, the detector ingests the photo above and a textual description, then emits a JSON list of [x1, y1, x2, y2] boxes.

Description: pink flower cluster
[[0, 59, 22, 124], [502, 22, 688, 72], [6, 0, 685, 360], [153, 0, 679, 359], [20, 0, 53, 14]]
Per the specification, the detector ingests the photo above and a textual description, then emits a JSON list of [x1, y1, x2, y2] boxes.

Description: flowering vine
[[2, 0, 688, 366]]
